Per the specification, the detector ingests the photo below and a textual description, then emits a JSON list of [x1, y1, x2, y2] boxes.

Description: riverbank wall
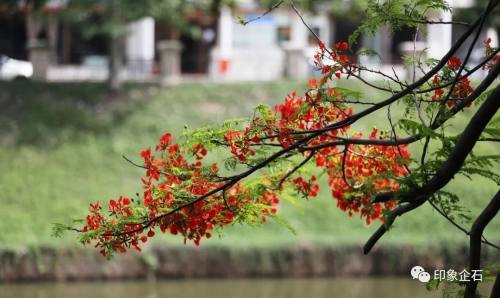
[[1, 244, 498, 282]]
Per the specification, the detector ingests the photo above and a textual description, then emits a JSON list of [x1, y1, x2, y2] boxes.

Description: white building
[[3, 0, 497, 82], [209, 0, 497, 82], [210, 3, 331, 81]]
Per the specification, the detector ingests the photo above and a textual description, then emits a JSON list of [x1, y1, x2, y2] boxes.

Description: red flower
[[432, 75, 440, 85], [432, 88, 444, 100], [335, 42, 349, 51], [447, 56, 462, 70], [321, 65, 332, 74], [80, 46, 414, 258], [156, 133, 172, 151], [140, 148, 151, 160], [309, 78, 318, 89]]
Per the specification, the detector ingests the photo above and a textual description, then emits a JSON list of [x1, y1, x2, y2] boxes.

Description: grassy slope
[[0, 80, 498, 250]]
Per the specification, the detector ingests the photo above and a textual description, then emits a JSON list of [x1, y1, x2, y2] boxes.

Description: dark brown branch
[[344, 70, 398, 93], [287, 0, 496, 135], [420, 20, 470, 26], [382, 79, 500, 203], [354, 65, 407, 87], [491, 269, 500, 298], [429, 200, 468, 233], [263, 16, 499, 142], [328, 99, 378, 105], [418, 48, 500, 93], [299, 137, 410, 152], [101, 0, 498, 240], [341, 145, 356, 188], [428, 199, 500, 250], [478, 138, 500, 142], [276, 150, 316, 190], [122, 155, 170, 176], [290, 2, 331, 55], [289, 9, 491, 137], [240, 0, 284, 25], [364, 84, 500, 254], [300, 63, 498, 156], [420, 136, 431, 173], [391, 15, 471, 26], [439, 0, 493, 113], [105, 106, 345, 237], [464, 190, 500, 298], [387, 104, 412, 174]]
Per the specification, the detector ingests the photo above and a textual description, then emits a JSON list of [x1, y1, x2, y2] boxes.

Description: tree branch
[[364, 84, 500, 254], [299, 63, 499, 153], [464, 190, 500, 298], [428, 199, 500, 250], [100, 0, 499, 244], [491, 268, 500, 298], [276, 150, 316, 190]]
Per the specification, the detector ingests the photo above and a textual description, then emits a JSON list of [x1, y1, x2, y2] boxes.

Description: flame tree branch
[[363, 84, 500, 255]]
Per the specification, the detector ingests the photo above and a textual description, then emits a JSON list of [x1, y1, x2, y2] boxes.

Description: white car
[[0, 55, 33, 80]]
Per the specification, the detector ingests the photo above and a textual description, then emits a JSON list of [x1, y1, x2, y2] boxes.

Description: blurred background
[[0, 0, 498, 297]]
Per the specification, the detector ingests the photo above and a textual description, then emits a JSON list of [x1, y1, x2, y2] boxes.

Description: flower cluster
[[430, 56, 475, 107], [326, 130, 409, 224], [483, 37, 500, 70], [447, 56, 461, 70], [81, 40, 417, 257], [293, 176, 320, 197], [314, 41, 352, 80], [81, 128, 288, 256]]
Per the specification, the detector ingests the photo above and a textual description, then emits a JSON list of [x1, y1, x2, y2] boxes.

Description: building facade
[[0, 0, 497, 82]]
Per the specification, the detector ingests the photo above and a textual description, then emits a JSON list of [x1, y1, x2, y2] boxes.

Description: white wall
[[126, 17, 155, 62], [209, 6, 330, 81]]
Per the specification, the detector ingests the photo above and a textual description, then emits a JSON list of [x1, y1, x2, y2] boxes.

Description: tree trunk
[[108, 34, 123, 92], [210, 0, 222, 46], [107, 0, 123, 92], [491, 269, 500, 298]]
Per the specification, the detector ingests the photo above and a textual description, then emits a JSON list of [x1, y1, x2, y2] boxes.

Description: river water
[[0, 278, 450, 298]]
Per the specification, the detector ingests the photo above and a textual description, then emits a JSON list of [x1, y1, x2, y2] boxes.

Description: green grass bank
[[0, 79, 498, 250]]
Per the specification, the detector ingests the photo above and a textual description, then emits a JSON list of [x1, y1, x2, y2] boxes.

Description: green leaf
[[255, 103, 276, 121], [426, 278, 440, 291], [398, 119, 439, 138], [224, 157, 238, 171], [280, 191, 304, 208], [51, 223, 71, 238], [236, 16, 246, 25], [356, 49, 381, 58], [332, 87, 364, 101]]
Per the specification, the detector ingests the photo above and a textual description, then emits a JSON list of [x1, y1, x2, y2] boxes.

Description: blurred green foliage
[[0, 80, 498, 249]]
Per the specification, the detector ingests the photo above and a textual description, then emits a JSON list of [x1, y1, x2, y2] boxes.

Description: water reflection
[[0, 278, 446, 298]]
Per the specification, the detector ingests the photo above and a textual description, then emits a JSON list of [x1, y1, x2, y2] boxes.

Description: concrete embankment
[[1, 244, 498, 282]]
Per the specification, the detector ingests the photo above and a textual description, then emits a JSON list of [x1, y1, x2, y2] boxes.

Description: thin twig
[[428, 199, 500, 250], [239, 0, 284, 25], [276, 150, 316, 190]]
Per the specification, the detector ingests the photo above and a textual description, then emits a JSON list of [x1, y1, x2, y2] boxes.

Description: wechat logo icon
[[411, 266, 431, 283]]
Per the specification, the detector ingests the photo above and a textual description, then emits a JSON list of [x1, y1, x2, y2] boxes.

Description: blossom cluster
[[431, 56, 474, 107], [79, 38, 496, 257]]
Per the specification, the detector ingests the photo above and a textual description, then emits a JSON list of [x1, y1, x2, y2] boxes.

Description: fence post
[[283, 46, 308, 79], [27, 39, 49, 81], [157, 40, 182, 86]]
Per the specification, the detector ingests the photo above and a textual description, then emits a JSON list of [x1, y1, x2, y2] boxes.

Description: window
[[277, 26, 291, 42]]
